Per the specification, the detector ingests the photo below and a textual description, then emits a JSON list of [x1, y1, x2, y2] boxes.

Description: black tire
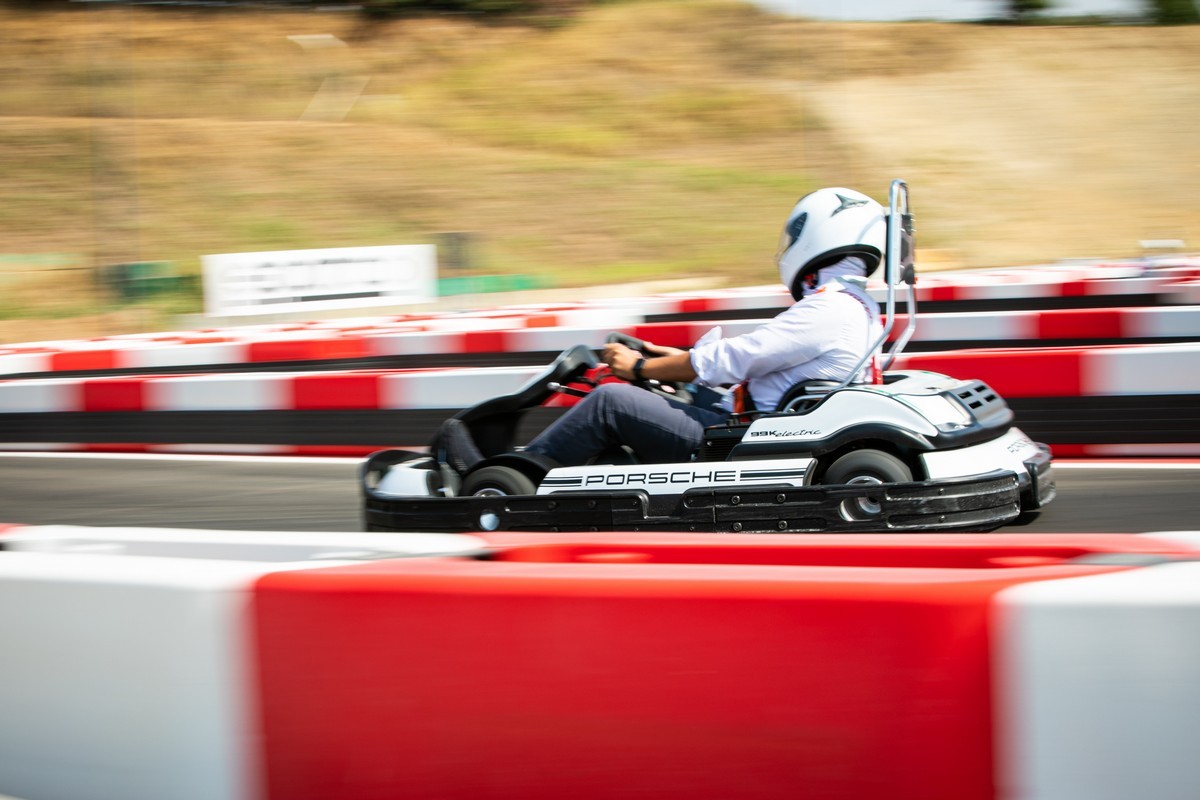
[[821, 449, 913, 522], [461, 465, 537, 497]]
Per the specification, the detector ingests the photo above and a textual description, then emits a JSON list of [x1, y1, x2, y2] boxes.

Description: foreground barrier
[[2, 526, 1200, 800], [0, 527, 487, 800]]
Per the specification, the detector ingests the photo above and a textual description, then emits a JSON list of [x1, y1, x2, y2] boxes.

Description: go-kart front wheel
[[822, 449, 912, 522], [461, 465, 537, 497]]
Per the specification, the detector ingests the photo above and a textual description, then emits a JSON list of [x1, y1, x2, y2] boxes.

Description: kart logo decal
[[738, 468, 808, 480], [750, 428, 821, 438], [541, 476, 584, 487], [1006, 436, 1035, 455], [541, 463, 811, 495], [577, 470, 740, 488], [832, 193, 869, 216]]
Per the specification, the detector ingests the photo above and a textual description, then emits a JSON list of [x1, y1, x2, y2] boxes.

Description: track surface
[[1, 454, 1196, 534]]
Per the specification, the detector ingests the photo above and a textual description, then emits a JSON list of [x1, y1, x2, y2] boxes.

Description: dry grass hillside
[[0, 1, 1198, 340]]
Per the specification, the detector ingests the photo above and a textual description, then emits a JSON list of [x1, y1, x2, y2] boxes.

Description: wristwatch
[[632, 357, 647, 381]]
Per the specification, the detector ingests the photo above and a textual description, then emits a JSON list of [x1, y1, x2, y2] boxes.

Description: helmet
[[776, 187, 886, 300]]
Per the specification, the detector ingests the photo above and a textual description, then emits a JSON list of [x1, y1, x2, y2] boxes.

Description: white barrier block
[[1, 525, 486, 560], [122, 341, 247, 369], [1122, 306, 1200, 339], [363, 330, 460, 357], [145, 373, 294, 411], [1081, 344, 1200, 395], [0, 378, 81, 413], [1082, 276, 1171, 297], [1139, 531, 1200, 551], [0, 352, 53, 376], [505, 327, 606, 354], [956, 276, 1064, 300], [379, 366, 541, 409], [0, 553, 267, 800], [1165, 280, 1200, 305], [0, 526, 486, 800], [995, 562, 1200, 800], [911, 311, 1036, 342]]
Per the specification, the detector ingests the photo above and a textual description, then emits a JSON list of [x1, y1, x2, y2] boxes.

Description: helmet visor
[[776, 211, 807, 263]]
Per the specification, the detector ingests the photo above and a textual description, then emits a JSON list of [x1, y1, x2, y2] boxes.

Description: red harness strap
[[731, 383, 755, 415]]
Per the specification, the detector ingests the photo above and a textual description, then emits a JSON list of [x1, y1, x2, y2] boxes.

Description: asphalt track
[[0, 454, 1196, 534]]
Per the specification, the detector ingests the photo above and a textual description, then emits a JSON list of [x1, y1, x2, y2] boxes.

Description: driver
[[444, 186, 886, 470]]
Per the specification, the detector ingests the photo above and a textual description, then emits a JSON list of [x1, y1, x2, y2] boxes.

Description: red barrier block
[[1058, 279, 1091, 297], [928, 284, 961, 302], [252, 533, 1156, 800], [247, 337, 368, 363], [81, 377, 147, 412], [290, 373, 381, 410], [50, 349, 119, 373], [679, 297, 714, 314], [1036, 309, 1125, 340], [462, 330, 510, 353], [893, 348, 1084, 397], [632, 323, 695, 348]]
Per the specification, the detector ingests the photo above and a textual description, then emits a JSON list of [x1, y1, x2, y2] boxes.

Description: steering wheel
[[603, 332, 693, 404]]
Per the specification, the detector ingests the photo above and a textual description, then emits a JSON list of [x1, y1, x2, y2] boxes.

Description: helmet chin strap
[[799, 256, 868, 298]]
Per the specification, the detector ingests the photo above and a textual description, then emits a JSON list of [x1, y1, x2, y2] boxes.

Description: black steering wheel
[[603, 332, 693, 404]]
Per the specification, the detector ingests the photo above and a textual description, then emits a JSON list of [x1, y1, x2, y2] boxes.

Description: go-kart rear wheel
[[461, 465, 537, 497], [822, 449, 912, 522]]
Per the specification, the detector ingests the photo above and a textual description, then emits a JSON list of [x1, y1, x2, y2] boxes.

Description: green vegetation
[[1148, 0, 1200, 23], [0, 1, 1197, 339]]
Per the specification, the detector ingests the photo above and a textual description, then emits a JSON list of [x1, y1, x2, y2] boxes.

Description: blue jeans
[[524, 383, 727, 467]]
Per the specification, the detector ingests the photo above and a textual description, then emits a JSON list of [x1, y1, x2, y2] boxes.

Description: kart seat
[[460, 344, 596, 424], [448, 344, 597, 458], [774, 379, 845, 413]]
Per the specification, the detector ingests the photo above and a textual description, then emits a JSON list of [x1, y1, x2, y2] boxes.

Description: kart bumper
[[363, 470, 1023, 534], [1023, 443, 1057, 510], [921, 427, 1055, 513]]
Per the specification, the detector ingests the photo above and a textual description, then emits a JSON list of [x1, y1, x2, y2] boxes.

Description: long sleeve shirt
[[688, 276, 882, 412]]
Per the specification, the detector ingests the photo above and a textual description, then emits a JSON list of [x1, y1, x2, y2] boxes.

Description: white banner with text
[[202, 244, 436, 317]]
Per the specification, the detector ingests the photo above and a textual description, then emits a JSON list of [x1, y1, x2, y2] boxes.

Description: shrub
[[1145, 0, 1200, 24]]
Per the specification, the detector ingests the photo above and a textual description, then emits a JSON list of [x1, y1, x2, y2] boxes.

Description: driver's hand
[[601, 342, 640, 380], [643, 341, 685, 358]]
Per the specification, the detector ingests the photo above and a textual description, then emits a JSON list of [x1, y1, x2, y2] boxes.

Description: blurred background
[[0, 0, 1197, 341]]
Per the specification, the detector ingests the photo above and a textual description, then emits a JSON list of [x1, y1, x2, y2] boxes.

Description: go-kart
[[360, 181, 1055, 533]]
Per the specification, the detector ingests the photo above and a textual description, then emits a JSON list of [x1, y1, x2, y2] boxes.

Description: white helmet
[[776, 187, 886, 300]]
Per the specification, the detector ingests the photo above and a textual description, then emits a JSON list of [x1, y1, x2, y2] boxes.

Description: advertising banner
[[202, 245, 436, 317]]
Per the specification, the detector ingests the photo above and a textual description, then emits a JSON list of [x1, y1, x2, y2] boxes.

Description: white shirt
[[688, 271, 882, 412]]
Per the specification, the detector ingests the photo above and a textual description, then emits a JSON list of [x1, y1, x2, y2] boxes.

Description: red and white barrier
[[994, 531, 1200, 800], [2, 304, 1197, 377], [0, 343, 1194, 417], [892, 342, 1200, 398], [2, 260, 1198, 376], [2, 526, 1200, 800], [0, 366, 540, 413], [366, 305, 1200, 358], [0, 526, 486, 800]]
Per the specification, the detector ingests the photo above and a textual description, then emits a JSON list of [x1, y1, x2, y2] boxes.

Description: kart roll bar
[[882, 179, 919, 370], [836, 178, 917, 388]]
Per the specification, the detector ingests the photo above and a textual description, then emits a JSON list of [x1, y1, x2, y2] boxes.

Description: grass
[[0, 1, 1198, 339]]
